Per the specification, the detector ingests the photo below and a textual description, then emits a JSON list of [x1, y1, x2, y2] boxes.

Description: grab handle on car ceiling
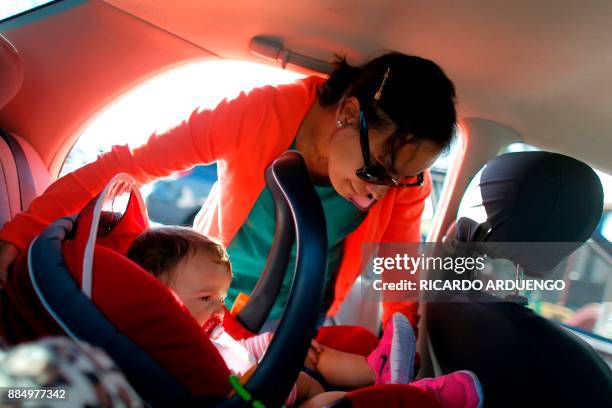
[[250, 36, 333, 75]]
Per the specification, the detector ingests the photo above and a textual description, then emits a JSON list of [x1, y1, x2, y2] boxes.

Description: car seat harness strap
[[0, 129, 36, 211]]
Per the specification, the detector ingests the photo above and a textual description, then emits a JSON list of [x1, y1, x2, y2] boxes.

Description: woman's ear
[[337, 96, 361, 127]]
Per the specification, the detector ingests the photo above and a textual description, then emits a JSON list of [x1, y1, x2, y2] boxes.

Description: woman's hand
[[0, 240, 18, 286]]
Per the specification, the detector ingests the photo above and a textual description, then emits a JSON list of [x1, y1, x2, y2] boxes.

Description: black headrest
[[452, 151, 604, 275], [480, 151, 603, 242]]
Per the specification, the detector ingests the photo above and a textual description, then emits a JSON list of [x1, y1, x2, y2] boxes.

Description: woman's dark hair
[[318, 52, 457, 162], [127, 226, 231, 283]]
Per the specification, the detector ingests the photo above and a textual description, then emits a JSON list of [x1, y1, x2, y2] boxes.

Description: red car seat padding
[[346, 384, 440, 408], [315, 326, 378, 356]]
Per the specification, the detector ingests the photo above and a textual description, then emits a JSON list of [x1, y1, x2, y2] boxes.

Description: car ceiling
[[103, 0, 612, 173], [0, 0, 610, 175]]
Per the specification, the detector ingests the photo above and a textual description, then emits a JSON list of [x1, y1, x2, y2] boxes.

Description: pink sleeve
[[239, 332, 298, 406], [0, 87, 273, 251], [285, 384, 298, 406], [238, 332, 273, 362]]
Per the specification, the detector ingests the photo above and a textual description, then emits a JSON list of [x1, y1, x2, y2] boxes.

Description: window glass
[[61, 60, 304, 226], [0, 0, 55, 22]]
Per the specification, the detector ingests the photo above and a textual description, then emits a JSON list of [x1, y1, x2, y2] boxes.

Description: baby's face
[[167, 250, 231, 326]]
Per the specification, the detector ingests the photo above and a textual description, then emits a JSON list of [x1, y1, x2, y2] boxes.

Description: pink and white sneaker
[[411, 370, 484, 408], [366, 312, 416, 384]]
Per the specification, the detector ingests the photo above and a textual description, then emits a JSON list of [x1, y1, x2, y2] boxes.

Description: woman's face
[[327, 97, 443, 210]]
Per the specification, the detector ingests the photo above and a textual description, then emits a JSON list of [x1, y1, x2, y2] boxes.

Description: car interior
[[1, 1, 611, 407]]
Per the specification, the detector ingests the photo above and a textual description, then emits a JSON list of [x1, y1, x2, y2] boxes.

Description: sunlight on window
[[0, 0, 54, 21], [602, 214, 612, 243], [61, 60, 305, 176], [595, 170, 612, 205]]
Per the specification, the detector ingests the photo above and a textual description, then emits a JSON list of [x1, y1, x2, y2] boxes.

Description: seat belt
[[0, 129, 36, 211]]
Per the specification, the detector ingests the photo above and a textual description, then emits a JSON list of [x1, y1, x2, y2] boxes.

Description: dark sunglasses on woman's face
[[355, 111, 424, 187]]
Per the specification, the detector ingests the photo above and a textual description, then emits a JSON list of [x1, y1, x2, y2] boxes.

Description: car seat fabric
[[314, 326, 378, 356], [427, 291, 612, 408], [1, 236, 65, 343]]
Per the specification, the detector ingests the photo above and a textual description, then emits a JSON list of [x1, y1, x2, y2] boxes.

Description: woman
[[0, 52, 456, 331]]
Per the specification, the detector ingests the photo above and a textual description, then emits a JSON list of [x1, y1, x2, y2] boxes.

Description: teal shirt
[[226, 149, 365, 321]]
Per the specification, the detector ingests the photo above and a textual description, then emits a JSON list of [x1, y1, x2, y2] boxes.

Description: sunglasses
[[355, 111, 424, 187]]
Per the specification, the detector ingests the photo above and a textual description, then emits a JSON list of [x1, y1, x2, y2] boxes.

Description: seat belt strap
[[0, 129, 36, 211]]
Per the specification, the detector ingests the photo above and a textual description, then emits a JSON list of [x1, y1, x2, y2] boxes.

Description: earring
[[336, 119, 344, 128]]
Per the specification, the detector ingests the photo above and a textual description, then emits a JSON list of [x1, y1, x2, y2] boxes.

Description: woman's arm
[[0, 87, 270, 251]]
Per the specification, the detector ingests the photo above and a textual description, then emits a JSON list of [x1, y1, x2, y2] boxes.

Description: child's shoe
[[366, 312, 416, 384], [411, 370, 484, 408]]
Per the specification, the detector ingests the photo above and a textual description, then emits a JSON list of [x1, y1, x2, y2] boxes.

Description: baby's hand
[[307, 339, 322, 366], [310, 339, 322, 353]]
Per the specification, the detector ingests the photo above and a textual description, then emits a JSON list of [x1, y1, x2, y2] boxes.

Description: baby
[[127, 226, 483, 407]]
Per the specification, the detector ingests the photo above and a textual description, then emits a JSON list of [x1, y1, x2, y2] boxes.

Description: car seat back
[[427, 151, 611, 407], [447, 151, 603, 275]]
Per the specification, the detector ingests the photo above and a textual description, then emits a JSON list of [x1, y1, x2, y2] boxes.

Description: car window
[[0, 0, 56, 22], [61, 60, 305, 226], [461, 142, 612, 340]]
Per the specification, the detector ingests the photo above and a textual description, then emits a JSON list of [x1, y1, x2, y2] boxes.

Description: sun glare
[[61, 60, 305, 175]]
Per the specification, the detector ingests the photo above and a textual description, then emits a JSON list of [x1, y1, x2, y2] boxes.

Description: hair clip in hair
[[373, 67, 391, 102]]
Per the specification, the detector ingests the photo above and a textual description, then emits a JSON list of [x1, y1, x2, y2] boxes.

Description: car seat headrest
[[451, 151, 604, 276], [480, 151, 603, 242], [0, 34, 23, 110]]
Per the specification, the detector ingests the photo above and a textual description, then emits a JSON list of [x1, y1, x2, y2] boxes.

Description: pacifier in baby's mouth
[[202, 316, 223, 335]]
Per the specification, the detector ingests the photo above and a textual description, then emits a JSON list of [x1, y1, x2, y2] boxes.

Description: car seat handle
[[76, 174, 149, 298], [220, 150, 328, 407], [235, 154, 297, 332]]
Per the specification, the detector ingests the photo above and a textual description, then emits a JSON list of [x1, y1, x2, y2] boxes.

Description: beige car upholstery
[[0, 34, 50, 227]]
